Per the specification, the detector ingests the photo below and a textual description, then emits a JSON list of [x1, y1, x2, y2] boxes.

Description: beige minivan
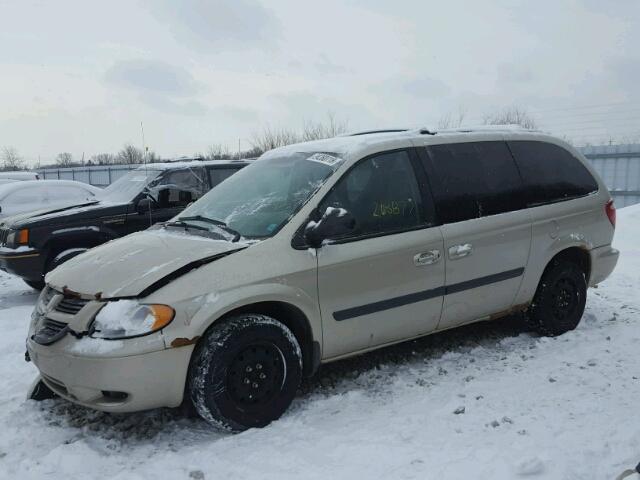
[[26, 127, 619, 431]]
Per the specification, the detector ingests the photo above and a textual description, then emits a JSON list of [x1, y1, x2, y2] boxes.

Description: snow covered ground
[[0, 206, 639, 480]]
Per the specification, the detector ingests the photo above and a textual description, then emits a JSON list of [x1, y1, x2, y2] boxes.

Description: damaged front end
[[30, 247, 244, 348]]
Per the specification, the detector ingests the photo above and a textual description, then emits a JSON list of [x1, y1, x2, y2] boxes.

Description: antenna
[[141, 121, 152, 226], [141, 122, 147, 166]]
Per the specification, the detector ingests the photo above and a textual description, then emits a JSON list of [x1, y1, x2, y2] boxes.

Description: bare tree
[[117, 144, 144, 164], [205, 144, 233, 160], [146, 151, 160, 163], [438, 107, 467, 129], [302, 113, 349, 141], [251, 113, 349, 155], [1, 146, 26, 171], [483, 106, 537, 129], [243, 146, 262, 159], [90, 153, 116, 165], [55, 152, 74, 167], [250, 126, 301, 154]]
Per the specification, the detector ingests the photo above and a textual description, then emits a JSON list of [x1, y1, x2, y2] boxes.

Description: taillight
[[605, 199, 616, 227]]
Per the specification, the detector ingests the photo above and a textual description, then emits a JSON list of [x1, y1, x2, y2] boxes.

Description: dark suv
[[0, 159, 250, 289]]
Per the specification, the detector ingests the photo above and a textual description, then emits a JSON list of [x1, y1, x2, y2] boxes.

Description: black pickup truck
[[0, 159, 250, 289]]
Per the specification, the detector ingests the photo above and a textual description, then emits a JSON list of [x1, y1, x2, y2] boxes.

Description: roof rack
[[339, 124, 542, 140], [343, 129, 410, 137], [435, 124, 543, 134]]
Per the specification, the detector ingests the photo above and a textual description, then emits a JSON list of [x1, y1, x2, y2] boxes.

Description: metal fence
[[580, 144, 640, 208], [38, 164, 141, 187], [37, 144, 640, 207]]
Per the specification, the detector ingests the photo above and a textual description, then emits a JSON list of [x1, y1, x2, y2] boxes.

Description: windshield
[[101, 169, 161, 203], [178, 152, 343, 238]]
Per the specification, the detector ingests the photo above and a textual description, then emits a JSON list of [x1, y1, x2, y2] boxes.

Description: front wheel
[[188, 314, 302, 431], [525, 259, 587, 336]]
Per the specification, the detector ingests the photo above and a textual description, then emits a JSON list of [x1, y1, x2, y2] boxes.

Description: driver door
[[126, 167, 207, 232], [315, 149, 445, 359]]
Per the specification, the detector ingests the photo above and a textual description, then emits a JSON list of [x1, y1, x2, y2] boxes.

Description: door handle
[[414, 249, 441, 266], [448, 243, 472, 260]]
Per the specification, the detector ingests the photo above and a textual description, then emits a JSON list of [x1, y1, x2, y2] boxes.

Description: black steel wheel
[[526, 258, 587, 336], [188, 314, 302, 431], [226, 343, 286, 410]]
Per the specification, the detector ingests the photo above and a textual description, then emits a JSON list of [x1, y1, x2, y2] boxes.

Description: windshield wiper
[[164, 220, 209, 232], [178, 215, 242, 242]]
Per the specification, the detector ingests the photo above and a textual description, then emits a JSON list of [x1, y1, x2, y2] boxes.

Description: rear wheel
[[525, 259, 587, 336], [188, 314, 302, 431]]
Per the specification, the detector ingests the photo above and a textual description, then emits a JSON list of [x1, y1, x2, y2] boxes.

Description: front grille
[[0, 228, 8, 246], [55, 296, 89, 315], [32, 318, 69, 345]]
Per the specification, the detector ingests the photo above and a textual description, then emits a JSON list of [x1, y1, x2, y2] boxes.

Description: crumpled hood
[[46, 228, 246, 299]]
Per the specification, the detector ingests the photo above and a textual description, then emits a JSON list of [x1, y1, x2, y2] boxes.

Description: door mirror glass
[[305, 207, 355, 248]]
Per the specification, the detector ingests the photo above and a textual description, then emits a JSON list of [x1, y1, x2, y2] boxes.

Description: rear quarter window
[[507, 141, 598, 206]]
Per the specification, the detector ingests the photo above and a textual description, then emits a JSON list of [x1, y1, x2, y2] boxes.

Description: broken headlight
[[90, 300, 174, 340]]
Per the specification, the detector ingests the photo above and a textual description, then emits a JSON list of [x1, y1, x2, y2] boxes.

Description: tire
[[525, 258, 587, 336], [27, 378, 57, 401], [24, 279, 45, 290], [25, 248, 88, 291], [188, 314, 302, 432]]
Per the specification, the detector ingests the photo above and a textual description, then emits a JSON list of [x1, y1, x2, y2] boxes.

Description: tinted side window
[[208, 167, 240, 187], [425, 141, 525, 224], [508, 141, 598, 206], [319, 150, 427, 238]]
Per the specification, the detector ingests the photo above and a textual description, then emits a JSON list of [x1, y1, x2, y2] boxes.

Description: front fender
[[159, 283, 322, 351], [41, 226, 117, 252]]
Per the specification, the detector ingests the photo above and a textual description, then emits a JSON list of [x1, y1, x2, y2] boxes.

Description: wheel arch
[[515, 242, 593, 308], [192, 300, 320, 378], [545, 246, 591, 283], [42, 229, 114, 264]]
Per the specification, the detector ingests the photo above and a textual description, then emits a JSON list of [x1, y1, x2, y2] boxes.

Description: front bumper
[[589, 244, 619, 286], [0, 247, 46, 282], [26, 337, 194, 412]]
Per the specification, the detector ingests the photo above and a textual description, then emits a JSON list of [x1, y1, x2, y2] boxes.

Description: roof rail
[[436, 124, 543, 134], [342, 129, 410, 137]]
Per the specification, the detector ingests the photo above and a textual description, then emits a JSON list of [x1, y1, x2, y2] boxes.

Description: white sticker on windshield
[[306, 153, 343, 167]]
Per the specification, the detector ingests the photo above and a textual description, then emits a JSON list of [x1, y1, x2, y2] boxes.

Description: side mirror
[[136, 197, 153, 214], [305, 207, 355, 248]]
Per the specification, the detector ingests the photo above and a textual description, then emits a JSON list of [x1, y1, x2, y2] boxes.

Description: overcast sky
[[1, 0, 639, 165]]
